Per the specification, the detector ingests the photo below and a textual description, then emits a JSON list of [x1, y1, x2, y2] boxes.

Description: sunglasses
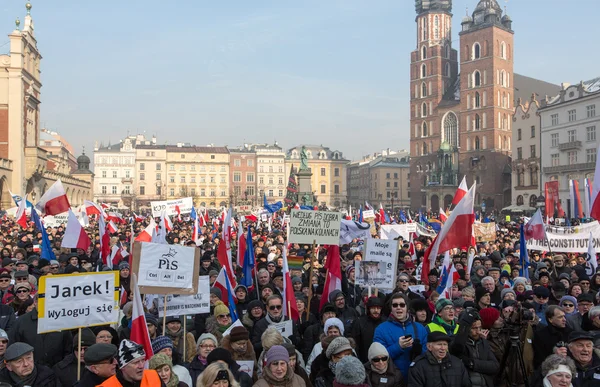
[[372, 356, 389, 363], [563, 303, 574, 307], [537, 296, 549, 299], [0, 279, 9, 283], [269, 305, 282, 311], [217, 314, 230, 319], [399, 279, 409, 283], [392, 303, 406, 308], [16, 289, 29, 294]]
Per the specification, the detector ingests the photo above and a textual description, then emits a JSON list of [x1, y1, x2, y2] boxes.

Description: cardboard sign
[[473, 222, 496, 242], [362, 210, 375, 219], [132, 242, 200, 295], [526, 221, 600, 253], [38, 272, 120, 333], [236, 361, 254, 377], [156, 276, 210, 317], [355, 238, 399, 290], [223, 319, 244, 337], [289, 210, 341, 245], [271, 320, 294, 338], [150, 197, 193, 217], [379, 224, 417, 240]]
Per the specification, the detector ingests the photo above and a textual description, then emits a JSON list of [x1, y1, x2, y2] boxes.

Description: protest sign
[[132, 241, 200, 294], [43, 208, 87, 228], [38, 272, 120, 333], [473, 222, 496, 242], [223, 319, 244, 337], [362, 210, 377, 236], [289, 210, 341, 245], [156, 276, 210, 317], [151, 197, 193, 217], [355, 238, 399, 290], [526, 221, 600, 253], [362, 210, 375, 219], [237, 361, 254, 377], [271, 320, 294, 338], [379, 224, 417, 240]]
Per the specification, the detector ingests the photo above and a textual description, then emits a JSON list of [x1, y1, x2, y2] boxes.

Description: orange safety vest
[[96, 369, 162, 387]]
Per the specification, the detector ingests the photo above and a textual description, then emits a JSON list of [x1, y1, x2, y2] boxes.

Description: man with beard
[[351, 297, 385, 363], [76, 343, 118, 387], [567, 331, 600, 386], [0, 342, 59, 386], [328, 290, 359, 333], [551, 254, 571, 281]]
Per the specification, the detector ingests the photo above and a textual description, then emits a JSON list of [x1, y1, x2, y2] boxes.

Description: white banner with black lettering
[[156, 276, 211, 317], [150, 197, 194, 217], [289, 210, 341, 245], [526, 221, 600, 253]]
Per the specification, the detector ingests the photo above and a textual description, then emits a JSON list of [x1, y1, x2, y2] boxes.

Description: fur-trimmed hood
[[220, 334, 256, 362]]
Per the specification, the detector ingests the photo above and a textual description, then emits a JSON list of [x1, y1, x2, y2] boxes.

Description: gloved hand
[[462, 356, 474, 370], [458, 307, 479, 327]]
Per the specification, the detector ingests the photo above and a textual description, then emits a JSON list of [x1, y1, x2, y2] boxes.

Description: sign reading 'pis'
[[138, 243, 195, 289]]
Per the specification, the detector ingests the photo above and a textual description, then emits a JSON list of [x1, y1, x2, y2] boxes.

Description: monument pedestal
[[296, 170, 313, 207]]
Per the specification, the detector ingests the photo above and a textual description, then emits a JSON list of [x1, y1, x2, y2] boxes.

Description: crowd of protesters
[[0, 209, 598, 387]]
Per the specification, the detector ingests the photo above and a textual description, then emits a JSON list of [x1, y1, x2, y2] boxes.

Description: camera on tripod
[[506, 305, 534, 326]]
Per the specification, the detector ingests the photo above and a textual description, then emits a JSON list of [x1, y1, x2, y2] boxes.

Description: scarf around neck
[[9, 366, 37, 387]]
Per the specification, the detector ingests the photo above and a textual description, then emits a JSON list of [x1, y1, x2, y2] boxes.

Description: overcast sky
[[2, 0, 598, 161]]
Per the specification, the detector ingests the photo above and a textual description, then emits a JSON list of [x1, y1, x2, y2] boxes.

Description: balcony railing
[[543, 162, 595, 174], [559, 141, 582, 151]]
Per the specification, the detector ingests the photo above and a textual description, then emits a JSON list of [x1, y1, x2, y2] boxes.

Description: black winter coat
[[75, 369, 109, 387], [365, 360, 404, 387], [408, 351, 472, 387], [9, 308, 72, 367], [532, 323, 572, 368], [251, 315, 299, 357], [187, 356, 208, 387], [351, 314, 383, 363], [0, 363, 60, 387], [301, 323, 323, 362], [573, 352, 600, 387], [450, 322, 498, 387], [52, 352, 80, 387], [0, 304, 15, 334]]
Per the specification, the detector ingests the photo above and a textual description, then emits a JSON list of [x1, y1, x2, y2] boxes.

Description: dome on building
[[501, 13, 512, 22], [473, 0, 502, 14], [77, 152, 90, 165], [462, 15, 473, 24]]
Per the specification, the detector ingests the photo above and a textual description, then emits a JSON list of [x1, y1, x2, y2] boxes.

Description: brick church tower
[[409, 0, 514, 212]]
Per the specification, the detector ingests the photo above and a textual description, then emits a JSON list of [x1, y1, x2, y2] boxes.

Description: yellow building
[[134, 145, 167, 207], [286, 145, 348, 208]]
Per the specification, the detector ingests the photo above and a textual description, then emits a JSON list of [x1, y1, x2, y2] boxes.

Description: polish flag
[[101, 203, 110, 209], [378, 203, 386, 225], [107, 212, 126, 225], [130, 274, 153, 361], [192, 216, 200, 246], [135, 218, 156, 243], [98, 215, 111, 265], [132, 212, 145, 222], [422, 183, 476, 284], [218, 208, 236, 287], [61, 209, 91, 250], [282, 246, 299, 321], [319, 245, 342, 311], [107, 220, 118, 234], [524, 208, 546, 241], [213, 268, 238, 321], [439, 207, 448, 223], [591, 143, 600, 220], [204, 209, 210, 226], [175, 205, 182, 222], [84, 200, 105, 217], [451, 176, 468, 206], [198, 210, 206, 227], [237, 219, 246, 267], [108, 245, 129, 269], [36, 180, 71, 215], [245, 214, 258, 223], [345, 205, 352, 220], [15, 194, 28, 229], [408, 232, 418, 261]]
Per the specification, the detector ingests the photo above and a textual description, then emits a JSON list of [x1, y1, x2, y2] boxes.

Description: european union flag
[[263, 194, 283, 213]]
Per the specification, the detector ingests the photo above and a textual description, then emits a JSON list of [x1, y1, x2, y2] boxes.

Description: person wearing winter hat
[[280, 342, 311, 387], [96, 339, 161, 387], [533, 286, 551, 324], [364, 342, 403, 387], [501, 288, 516, 301], [333, 356, 368, 387], [188, 333, 217, 387], [242, 299, 264, 333], [196, 362, 239, 387], [145, 313, 159, 340], [478, 307, 500, 330], [559, 295, 578, 317], [328, 289, 359, 333], [314, 337, 354, 387], [221, 325, 256, 375], [410, 298, 433, 325], [149, 353, 186, 387], [350, 296, 385, 363], [208, 301, 232, 345], [0, 342, 59, 387], [151, 336, 193, 387], [305, 317, 345, 371], [234, 285, 250, 318], [475, 287, 491, 310], [427, 298, 458, 336], [164, 315, 197, 363], [52, 327, 97, 387], [206, 348, 253, 387], [254, 345, 305, 387], [302, 303, 337, 367], [79, 343, 118, 387]]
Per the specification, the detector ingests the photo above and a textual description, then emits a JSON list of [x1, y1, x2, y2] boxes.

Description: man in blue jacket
[[373, 292, 428, 377]]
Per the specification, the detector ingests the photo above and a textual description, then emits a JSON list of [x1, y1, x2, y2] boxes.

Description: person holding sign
[[165, 316, 197, 363], [0, 342, 60, 386]]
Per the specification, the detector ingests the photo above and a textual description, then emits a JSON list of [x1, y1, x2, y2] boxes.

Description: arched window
[[474, 71, 481, 87], [475, 92, 480, 108], [475, 114, 481, 130], [475, 136, 480, 150], [473, 43, 481, 59], [422, 103, 428, 117], [517, 195, 524, 205], [421, 82, 427, 97], [445, 62, 451, 77], [467, 137, 471, 151], [501, 70, 506, 87], [422, 46, 427, 60], [444, 44, 450, 58], [421, 64, 426, 78], [422, 122, 428, 137], [501, 41, 506, 59], [443, 112, 459, 147], [503, 136, 508, 150], [422, 142, 428, 155]]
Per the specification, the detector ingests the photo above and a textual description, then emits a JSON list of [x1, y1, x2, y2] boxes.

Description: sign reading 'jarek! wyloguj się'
[[37, 272, 120, 333], [288, 210, 341, 245]]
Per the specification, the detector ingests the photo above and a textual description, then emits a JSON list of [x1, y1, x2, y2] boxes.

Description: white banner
[[43, 208, 87, 228], [379, 224, 417, 240], [156, 276, 211, 317], [289, 210, 341, 245], [151, 197, 193, 217], [38, 272, 119, 333], [355, 239, 399, 290], [362, 210, 375, 219], [138, 242, 196, 290], [526, 221, 600, 253]]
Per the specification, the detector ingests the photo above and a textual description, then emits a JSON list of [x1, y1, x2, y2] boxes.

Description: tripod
[[497, 330, 529, 387]]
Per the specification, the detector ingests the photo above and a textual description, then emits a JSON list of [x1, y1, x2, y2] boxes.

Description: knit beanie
[[501, 288, 516, 300], [326, 337, 352, 359], [559, 295, 578, 309], [475, 287, 490, 303], [324, 317, 345, 336], [479, 308, 500, 330], [512, 277, 528, 288], [151, 336, 173, 354], [117, 339, 145, 369], [435, 298, 453, 313], [367, 342, 388, 361], [149, 352, 173, 371], [229, 326, 249, 343], [197, 333, 218, 348], [207, 348, 234, 367], [210, 287, 222, 299], [265, 345, 289, 365], [213, 301, 229, 317], [335, 356, 366, 385], [145, 313, 159, 328]]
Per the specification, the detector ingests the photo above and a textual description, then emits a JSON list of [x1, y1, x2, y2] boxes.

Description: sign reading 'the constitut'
[[289, 210, 341, 245], [38, 272, 120, 333]]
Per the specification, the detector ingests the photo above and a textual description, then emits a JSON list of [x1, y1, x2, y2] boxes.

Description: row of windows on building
[[415, 134, 511, 156], [549, 148, 597, 166], [550, 126, 596, 146], [549, 105, 596, 126], [289, 149, 343, 160], [97, 157, 134, 165], [517, 126, 537, 141], [139, 163, 228, 172], [138, 174, 229, 183]]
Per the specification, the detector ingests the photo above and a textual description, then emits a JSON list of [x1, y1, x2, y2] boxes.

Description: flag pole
[[77, 327, 82, 381], [162, 295, 167, 336], [306, 239, 316, 320], [182, 315, 186, 362]]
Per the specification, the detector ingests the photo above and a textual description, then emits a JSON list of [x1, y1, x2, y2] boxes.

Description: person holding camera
[[533, 305, 573, 369], [449, 308, 499, 387]]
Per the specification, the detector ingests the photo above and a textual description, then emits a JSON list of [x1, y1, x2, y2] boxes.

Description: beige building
[[134, 145, 167, 207], [0, 5, 92, 208], [286, 145, 348, 207], [250, 143, 286, 203]]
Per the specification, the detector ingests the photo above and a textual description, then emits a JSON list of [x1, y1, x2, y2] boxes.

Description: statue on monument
[[302, 193, 311, 206], [299, 146, 309, 171]]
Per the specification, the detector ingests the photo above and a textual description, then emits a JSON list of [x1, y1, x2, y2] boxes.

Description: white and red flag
[[135, 218, 156, 243], [439, 207, 448, 223], [61, 209, 91, 250], [84, 200, 105, 217], [438, 264, 460, 300], [98, 215, 111, 266], [36, 180, 70, 215], [451, 176, 468, 206], [130, 274, 153, 360], [524, 208, 546, 241], [15, 194, 28, 229], [319, 245, 342, 311], [107, 245, 129, 269], [175, 205, 182, 222], [422, 183, 476, 284], [237, 219, 247, 267], [132, 212, 145, 222], [282, 246, 299, 321]]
